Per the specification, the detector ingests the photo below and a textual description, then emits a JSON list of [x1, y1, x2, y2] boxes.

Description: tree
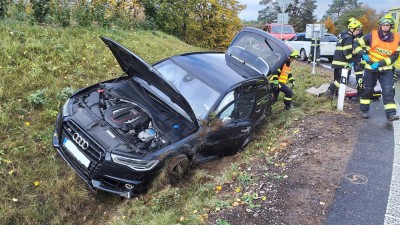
[[257, 0, 279, 24], [324, 16, 335, 33], [0, 0, 11, 19], [287, 0, 317, 32], [336, 4, 381, 34], [324, 0, 361, 21], [258, 0, 317, 32], [32, 0, 51, 23]]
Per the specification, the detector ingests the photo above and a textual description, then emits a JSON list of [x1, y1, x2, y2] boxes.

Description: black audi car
[[52, 27, 292, 198]]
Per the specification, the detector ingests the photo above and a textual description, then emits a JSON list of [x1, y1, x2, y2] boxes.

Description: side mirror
[[220, 117, 232, 126]]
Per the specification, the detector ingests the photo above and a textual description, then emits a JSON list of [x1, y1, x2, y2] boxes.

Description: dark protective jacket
[[332, 31, 355, 69]]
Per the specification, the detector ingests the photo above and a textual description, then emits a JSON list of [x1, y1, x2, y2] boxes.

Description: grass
[[0, 19, 344, 224]]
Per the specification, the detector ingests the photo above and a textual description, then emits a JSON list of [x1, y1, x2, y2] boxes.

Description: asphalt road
[[312, 63, 400, 225]]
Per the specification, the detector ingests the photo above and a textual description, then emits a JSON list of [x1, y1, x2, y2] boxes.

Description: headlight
[[111, 154, 159, 171], [62, 99, 71, 117]]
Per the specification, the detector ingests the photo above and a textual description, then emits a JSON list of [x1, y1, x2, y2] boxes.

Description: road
[[307, 61, 400, 225]]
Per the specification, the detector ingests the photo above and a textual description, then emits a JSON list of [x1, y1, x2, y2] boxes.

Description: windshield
[[155, 60, 220, 119], [271, 25, 294, 34]]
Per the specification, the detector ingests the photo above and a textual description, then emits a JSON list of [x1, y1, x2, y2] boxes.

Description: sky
[[238, 0, 400, 21]]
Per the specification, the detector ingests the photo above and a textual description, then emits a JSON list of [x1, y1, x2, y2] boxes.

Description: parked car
[[262, 23, 296, 41], [286, 32, 338, 61], [52, 27, 291, 198]]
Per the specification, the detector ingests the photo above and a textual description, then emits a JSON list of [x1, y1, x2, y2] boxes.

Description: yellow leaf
[[215, 185, 222, 191], [33, 181, 40, 187], [179, 216, 184, 222], [236, 198, 241, 202], [0, 65, 3, 69], [122, 216, 126, 220], [215, 207, 221, 211], [2, 159, 12, 163], [262, 196, 267, 201], [25, 122, 30, 126], [281, 163, 286, 167], [8, 170, 14, 175], [232, 202, 240, 207], [235, 187, 241, 193], [293, 129, 300, 134], [274, 163, 280, 167], [193, 210, 198, 214], [12, 198, 18, 202]]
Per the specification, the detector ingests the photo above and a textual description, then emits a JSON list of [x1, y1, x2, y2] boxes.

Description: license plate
[[63, 137, 91, 168]]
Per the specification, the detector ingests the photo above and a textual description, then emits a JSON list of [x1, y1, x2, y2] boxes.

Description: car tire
[[165, 154, 190, 184], [300, 49, 307, 61]]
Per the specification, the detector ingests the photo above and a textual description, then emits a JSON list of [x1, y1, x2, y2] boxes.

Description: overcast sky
[[238, 0, 399, 21]]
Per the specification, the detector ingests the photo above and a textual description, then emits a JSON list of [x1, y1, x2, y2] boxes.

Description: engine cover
[[104, 103, 149, 131]]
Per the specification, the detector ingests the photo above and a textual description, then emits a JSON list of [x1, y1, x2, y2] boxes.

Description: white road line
[[384, 106, 400, 225]]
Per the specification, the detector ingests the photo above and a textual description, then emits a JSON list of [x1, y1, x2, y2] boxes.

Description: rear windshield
[[271, 25, 294, 34]]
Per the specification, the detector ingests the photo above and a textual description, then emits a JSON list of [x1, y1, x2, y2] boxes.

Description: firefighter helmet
[[290, 50, 299, 58], [348, 19, 362, 29], [379, 14, 395, 26]]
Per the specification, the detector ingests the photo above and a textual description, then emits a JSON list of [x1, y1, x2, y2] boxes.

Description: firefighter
[[270, 50, 299, 110], [308, 33, 321, 66], [325, 19, 363, 98], [354, 14, 400, 121]]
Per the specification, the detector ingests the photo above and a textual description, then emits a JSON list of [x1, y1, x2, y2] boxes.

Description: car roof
[[169, 52, 246, 93]]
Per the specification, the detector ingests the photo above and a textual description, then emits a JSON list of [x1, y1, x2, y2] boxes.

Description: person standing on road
[[354, 14, 400, 121], [270, 50, 299, 110], [308, 34, 321, 66], [326, 19, 363, 98]]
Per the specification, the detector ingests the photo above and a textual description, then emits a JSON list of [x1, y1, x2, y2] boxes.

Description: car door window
[[216, 86, 256, 121]]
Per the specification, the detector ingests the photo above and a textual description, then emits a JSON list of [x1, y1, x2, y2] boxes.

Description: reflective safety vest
[[366, 30, 400, 70], [278, 64, 291, 84]]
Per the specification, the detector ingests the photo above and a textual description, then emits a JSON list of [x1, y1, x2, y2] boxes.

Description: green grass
[[0, 19, 342, 224]]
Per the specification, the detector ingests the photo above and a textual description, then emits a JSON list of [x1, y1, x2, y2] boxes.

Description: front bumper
[[52, 121, 159, 198]]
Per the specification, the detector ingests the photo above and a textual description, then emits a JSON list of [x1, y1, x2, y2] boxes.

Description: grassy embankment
[[0, 20, 343, 224]]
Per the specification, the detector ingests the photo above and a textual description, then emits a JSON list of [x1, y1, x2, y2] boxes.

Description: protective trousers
[[327, 68, 350, 96], [272, 84, 293, 108], [359, 69, 396, 117]]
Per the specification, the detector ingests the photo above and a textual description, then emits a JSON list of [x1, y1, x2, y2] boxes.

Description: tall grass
[[0, 20, 341, 224]]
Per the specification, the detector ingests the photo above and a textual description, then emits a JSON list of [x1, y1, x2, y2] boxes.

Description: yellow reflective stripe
[[345, 54, 352, 59], [332, 60, 348, 66], [288, 77, 294, 81], [370, 52, 385, 61], [284, 97, 292, 101], [355, 71, 364, 75], [354, 46, 363, 53], [384, 104, 397, 110], [336, 45, 353, 51], [373, 93, 382, 97], [360, 99, 371, 104], [384, 58, 392, 65], [358, 38, 366, 47], [366, 46, 371, 51], [365, 64, 393, 70], [333, 81, 340, 88]]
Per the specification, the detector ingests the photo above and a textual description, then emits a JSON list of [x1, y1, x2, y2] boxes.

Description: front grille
[[59, 120, 105, 179]]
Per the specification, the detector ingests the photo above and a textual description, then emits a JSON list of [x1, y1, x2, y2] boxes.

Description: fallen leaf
[[122, 216, 126, 220], [179, 216, 184, 222], [262, 196, 267, 201], [33, 181, 40, 187], [281, 163, 286, 167], [320, 201, 325, 206], [12, 198, 18, 202], [193, 210, 198, 214], [215, 185, 222, 192], [8, 170, 14, 175], [232, 202, 240, 207], [25, 122, 30, 126], [235, 187, 241, 193]]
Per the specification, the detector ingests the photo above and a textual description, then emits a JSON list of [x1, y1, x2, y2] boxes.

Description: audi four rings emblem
[[72, 133, 89, 150]]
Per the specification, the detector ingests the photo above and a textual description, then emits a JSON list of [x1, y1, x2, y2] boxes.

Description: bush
[[31, 0, 50, 23]]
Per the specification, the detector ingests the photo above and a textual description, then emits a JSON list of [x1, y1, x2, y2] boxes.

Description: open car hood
[[100, 37, 198, 127]]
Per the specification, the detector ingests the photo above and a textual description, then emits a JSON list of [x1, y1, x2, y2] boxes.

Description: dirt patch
[[203, 100, 363, 225]]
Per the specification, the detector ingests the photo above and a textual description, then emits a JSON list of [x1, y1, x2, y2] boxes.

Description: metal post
[[311, 30, 318, 74]]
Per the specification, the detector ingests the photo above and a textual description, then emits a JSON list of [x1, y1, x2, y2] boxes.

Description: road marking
[[344, 173, 368, 184], [384, 108, 400, 224]]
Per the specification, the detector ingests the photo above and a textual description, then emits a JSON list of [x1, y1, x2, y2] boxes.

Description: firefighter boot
[[361, 111, 369, 119], [387, 115, 399, 121]]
